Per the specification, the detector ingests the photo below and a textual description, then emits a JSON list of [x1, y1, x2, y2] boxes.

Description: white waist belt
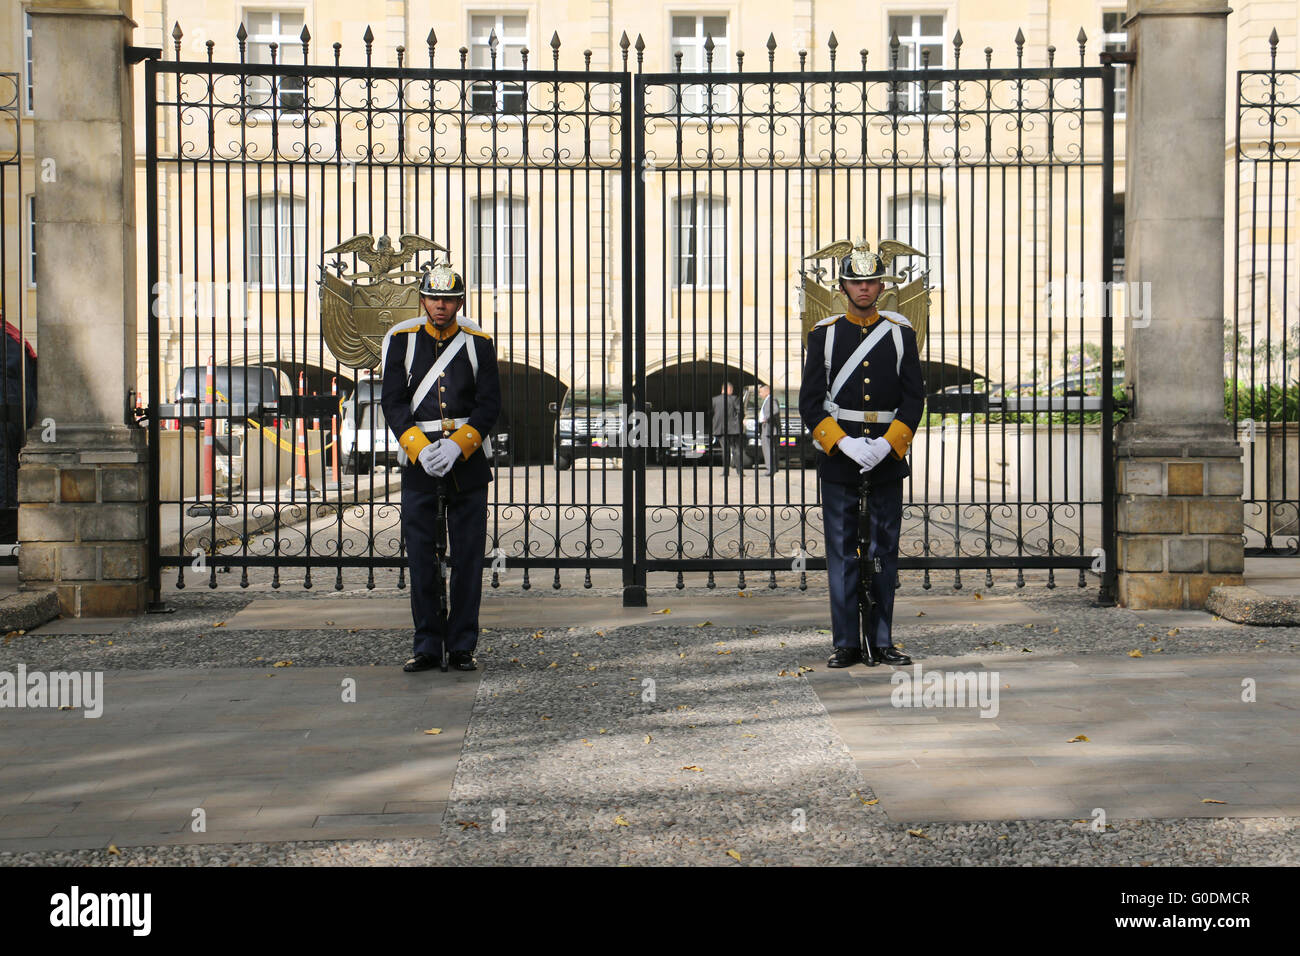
[[416, 418, 494, 456], [822, 398, 896, 424]]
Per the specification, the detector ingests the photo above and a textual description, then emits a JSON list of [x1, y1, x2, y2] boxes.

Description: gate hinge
[[1100, 50, 1136, 65], [126, 45, 163, 65]]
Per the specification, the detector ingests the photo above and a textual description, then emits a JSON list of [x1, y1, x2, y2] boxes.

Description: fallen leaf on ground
[[726, 849, 741, 861], [1201, 798, 1226, 805], [1067, 734, 1090, 743], [423, 728, 442, 735], [582, 739, 593, 747], [1168, 628, 1180, 636], [547, 661, 558, 668], [614, 815, 630, 827], [682, 765, 704, 772], [653, 608, 671, 615], [456, 820, 480, 830], [907, 829, 929, 839], [916, 611, 925, 617], [214, 621, 226, 628], [696, 621, 713, 627], [1128, 649, 1144, 658], [974, 593, 983, 600], [599, 728, 607, 734], [273, 660, 293, 667], [107, 845, 121, 855], [742, 734, 756, 738], [643, 735, 652, 744], [864, 798, 879, 806]]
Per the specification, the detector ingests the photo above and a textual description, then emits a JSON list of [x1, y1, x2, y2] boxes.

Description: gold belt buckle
[[863, 411, 878, 423], [440, 417, 456, 432]]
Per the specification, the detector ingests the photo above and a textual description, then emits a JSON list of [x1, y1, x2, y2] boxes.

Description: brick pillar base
[[18, 425, 148, 617], [1115, 425, 1244, 609]]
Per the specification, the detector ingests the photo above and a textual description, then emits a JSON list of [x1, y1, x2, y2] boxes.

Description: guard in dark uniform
[[798, 239, 925, 668], [380, 257, 500, 672]]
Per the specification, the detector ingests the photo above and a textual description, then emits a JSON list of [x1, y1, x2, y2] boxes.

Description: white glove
[[860, 437, 893, 472], [428, 438, 461, 477], [417, 444, 440, 477], [836, 435, 873, 468]]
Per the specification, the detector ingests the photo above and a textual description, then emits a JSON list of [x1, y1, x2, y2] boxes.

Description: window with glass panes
[[469, 14, 528, 114], [887, 13, 944, 113], [1102, 11, 1128, 114], [672, 195, 727, 287], [470, 197, 528, 288], [246, 196, 307, 286], [244, 10, 306, 112], [888, 194, 942, 287], [27, 196, 35, 287], [669, 15, 731, 114], [24, 13, 33, 113]]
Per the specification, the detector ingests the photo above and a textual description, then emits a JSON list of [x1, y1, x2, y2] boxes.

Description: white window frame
[[469, 195, 528, 290], [242, 8, 307, 116], [26, 195, 35, 288], [246, 195, 308, 289], [669, 13, 733, 116], [1102, 10, 1128, 116], [888, 194, 943, 289], [886, 12, 946, 115], [468, 12, 529, 115], [672, 194, 728, 289], [24, 12, 34, 114]]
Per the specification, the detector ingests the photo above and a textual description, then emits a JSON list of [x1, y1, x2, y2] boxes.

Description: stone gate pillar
[[18, 0, 148, 616], [1115, 0, 1243, 608]]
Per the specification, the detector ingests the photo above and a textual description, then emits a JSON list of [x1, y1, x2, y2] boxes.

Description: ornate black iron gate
[[143, 26, 1118, 604], [1233, 34, 1298, 557]]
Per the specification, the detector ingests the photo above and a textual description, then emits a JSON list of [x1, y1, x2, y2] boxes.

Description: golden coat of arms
[[318, 233, 446, 368], [799, 238, 931, 348]]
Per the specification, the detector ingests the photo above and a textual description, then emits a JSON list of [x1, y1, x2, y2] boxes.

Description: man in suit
[[798, 239, 925, 668], [757, 384, 781, 476], [710, 382, 744, 478], [381, 257, 500, 672]]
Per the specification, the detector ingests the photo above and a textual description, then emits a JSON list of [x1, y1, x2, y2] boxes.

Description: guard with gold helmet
[[798, 238, 926, 668], [380, 255, 500, 672]]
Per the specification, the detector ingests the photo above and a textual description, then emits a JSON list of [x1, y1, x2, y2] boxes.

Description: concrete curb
[[1206, 586, 1300, 626], [0, 588, 61, 633]]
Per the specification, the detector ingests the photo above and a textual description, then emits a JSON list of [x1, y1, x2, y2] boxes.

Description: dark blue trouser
[[821, 477, 904, 651], [401, 471, 488, 657]]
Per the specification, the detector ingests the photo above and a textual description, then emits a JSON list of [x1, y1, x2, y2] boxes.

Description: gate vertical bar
[[145, 57, 164, 609], [624, 70, 646, 606], [1099, 57, 1118, 605]]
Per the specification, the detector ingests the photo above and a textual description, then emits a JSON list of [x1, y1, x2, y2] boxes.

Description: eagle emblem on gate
[[318, 233, 446, 368], [798, 238, 931, 349]]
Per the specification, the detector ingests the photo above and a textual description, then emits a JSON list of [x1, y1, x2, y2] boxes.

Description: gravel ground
[[3, 579, 1297, 866]]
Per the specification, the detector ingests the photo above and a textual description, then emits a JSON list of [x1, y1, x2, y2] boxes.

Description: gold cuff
[[449, 424, 482, 459], [813, 416, 848, 455], [883, 420, 914, 459], [398, 425, 432, 465]]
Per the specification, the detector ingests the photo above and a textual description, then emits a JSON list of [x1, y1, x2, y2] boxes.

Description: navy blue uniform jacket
[[798, 309, 926, 486], [380, 318, 501, 492]]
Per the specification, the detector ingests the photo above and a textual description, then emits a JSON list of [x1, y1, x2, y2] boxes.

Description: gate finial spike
[[635, 33, 645, 71], [1015, 27, 1025, 47], [551, 30, 561, 49], [363, 25, 374, 49], [172, 21, 183, 40]]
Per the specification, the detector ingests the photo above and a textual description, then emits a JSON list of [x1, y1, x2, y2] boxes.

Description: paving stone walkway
[[1, 568, 1297, 865]]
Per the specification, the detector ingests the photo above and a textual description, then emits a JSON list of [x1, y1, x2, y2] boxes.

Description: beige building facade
[[0, 1, 1295, 416]]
